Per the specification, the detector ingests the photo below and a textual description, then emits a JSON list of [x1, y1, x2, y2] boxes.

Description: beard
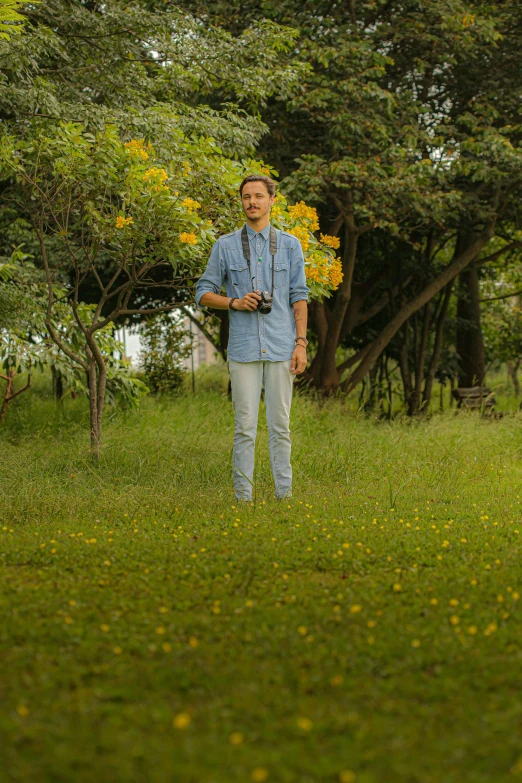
[[245, 207, 264, 221]]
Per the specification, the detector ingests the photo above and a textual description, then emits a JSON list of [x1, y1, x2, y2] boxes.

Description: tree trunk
[[0, 370, 14, 424], [307, 299, 329, 386], [0, 369, 31, 425], [51, 365, 64, 401], [342, 222, 495, 394], [365, 363, 379, 411], [422, 281, 453, 411], [384, 357, 393, 418], [86, 348, 108, 459], [313, 222, 359, 393], [456, 261, 485, 387], [507, 360, 521, 397], [408, 303, 431, 416], [398, 320, 413, 408]]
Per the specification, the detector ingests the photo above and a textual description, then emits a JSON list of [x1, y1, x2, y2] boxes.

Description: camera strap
[[241, 225, 276, 296]]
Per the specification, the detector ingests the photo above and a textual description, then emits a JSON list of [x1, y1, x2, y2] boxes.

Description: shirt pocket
[[229, 262, 251, 291], [270, 260, 289, 289]]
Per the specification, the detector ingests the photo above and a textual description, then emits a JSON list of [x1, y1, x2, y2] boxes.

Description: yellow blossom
[[339, 772, 356, 783], [288, 225, 310, 253], [181, 197, 201, 213], [251, 769, 269, 782], [180, 232, 198, 246], [229, 732, 244, 745], [115, 216, 133, 229], [320, 233, 341, 249], [329, 258, 343, 289], [124, 138, 152, 161], [297, 717, 313, 731], [143, 167, 168, 182], [173, 712, 191, 729], [288, 201, 319, 231], [17, 705, 29, 717], [142, 167, 169, 192]]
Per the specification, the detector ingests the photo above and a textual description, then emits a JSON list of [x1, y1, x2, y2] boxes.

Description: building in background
[[182, 315, 221, 371], [115, 316, 220, 371]]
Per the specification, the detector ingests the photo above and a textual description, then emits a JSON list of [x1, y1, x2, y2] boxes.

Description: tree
[[179, 0, 522, 397], [1, 122, 339, 450]]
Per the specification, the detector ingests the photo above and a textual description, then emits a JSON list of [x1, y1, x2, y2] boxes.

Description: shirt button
[[262, 350, 266, 353]]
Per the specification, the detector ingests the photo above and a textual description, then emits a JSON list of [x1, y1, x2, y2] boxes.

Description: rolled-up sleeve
[[288, 238, 309, 305], [195, 240, 225, 306]]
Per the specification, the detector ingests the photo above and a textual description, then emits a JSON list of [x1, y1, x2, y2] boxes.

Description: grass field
[[2, 376, 522, 783]]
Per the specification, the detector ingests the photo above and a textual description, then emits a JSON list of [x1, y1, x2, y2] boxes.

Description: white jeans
[[228, 360, 294, 500]]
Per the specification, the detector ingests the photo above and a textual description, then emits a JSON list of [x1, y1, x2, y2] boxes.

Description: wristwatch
[[295, 336, 308, 346], [229, 297, 237, 310]]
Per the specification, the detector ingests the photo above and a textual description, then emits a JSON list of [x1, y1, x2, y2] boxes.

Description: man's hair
[[239, 174, 276, 197]]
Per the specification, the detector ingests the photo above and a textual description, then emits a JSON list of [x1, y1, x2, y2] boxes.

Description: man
[[195, 175, 309, 501]]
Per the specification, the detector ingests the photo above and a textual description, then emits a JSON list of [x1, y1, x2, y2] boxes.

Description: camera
[[257, 291, 273, 315]]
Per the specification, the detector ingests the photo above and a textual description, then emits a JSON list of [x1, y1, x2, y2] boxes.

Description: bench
[[452, 386, 496, 411]]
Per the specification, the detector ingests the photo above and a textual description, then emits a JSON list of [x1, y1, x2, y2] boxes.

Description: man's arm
[[200, 291, 261, 312], [288, 237, 310, 376], [291, 299, 308, 375]]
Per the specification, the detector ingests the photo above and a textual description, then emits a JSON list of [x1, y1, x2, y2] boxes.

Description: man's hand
[[235, 291, 261, 311], [291, 344, 307, 375]]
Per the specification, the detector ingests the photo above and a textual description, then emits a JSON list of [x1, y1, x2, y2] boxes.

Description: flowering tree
[[1, 122, 338, 452]]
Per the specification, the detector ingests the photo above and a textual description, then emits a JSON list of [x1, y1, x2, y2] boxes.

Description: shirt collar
[[246, 222, 271, 241]]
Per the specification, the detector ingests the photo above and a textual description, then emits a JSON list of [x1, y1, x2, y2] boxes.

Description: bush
[[139, 314, 191, 395]]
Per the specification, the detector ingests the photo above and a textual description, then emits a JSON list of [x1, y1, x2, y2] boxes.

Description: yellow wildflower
[[180, 232, 198, 246], [288, 201, 319, 231], [124, 139, 152, 161], [181, 197, 201, 213], [320, 233, 341, 249], [143, 167, 169, 192], [288, 225, 310, 253], [173, 712, 191, 729], [143, 167, 168, 182], [251, 769, 269, 782], [329, 258, 343, 289], [115, 216, 133, 229]]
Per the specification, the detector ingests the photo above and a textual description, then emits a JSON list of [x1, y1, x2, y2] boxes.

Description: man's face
[[241, 181, 275, 222]]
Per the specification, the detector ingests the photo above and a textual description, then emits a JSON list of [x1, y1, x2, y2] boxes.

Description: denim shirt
[[195, 223, 309, 362]]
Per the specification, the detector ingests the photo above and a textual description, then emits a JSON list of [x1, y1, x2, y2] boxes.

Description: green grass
[[2, 378, 522, 783]]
